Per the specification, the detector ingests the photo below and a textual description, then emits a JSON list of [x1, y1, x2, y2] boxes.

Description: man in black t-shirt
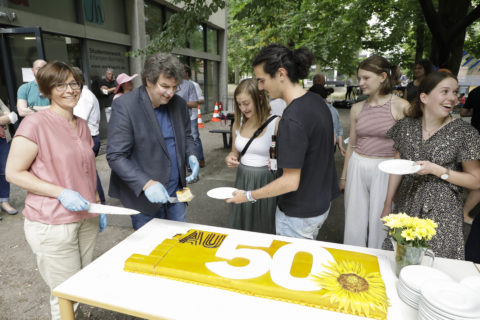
[[98, 68, 117, 110], [227, 44, 339, 240], [461, 86, 480, 132]]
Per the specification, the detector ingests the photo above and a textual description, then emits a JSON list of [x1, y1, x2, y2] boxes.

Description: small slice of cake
[[176, 187, 194, 202]]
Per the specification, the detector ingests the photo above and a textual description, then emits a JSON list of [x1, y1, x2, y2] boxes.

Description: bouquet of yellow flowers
[[381, 213, 437, 248]]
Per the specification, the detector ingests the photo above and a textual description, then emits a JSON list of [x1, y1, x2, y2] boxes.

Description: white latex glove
[[8, 112, 18, 124]]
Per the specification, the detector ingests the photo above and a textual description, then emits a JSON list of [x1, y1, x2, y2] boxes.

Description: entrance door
[[0, 27, 45, 113]]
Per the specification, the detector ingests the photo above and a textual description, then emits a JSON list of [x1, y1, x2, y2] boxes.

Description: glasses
[[54, 81, 81, 92], [156, 82, 179, 94]]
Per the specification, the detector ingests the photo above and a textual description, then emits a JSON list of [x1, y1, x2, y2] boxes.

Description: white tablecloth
[[53, 219, 479, 320]]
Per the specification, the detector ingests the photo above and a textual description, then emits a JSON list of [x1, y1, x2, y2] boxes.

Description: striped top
[[355, 95, 396, 157]]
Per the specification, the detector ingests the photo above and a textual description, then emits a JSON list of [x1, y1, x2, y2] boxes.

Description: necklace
[[422, 116, 451, 140]]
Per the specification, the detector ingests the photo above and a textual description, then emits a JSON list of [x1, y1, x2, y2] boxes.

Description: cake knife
[[168, 197, 194, 203], [88, 203, 140, 215]]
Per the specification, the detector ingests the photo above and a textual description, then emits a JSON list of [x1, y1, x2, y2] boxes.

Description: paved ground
[[0, 107, 472, 319]]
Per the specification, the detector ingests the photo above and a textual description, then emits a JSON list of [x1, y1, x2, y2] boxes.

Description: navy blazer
[[106, 86, 195, 214]]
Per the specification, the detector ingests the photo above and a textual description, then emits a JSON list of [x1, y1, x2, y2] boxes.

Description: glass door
[[0, 27, 45, 115]]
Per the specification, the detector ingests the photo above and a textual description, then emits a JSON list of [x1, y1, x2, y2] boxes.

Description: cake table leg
[[58, 297, 75, 320]]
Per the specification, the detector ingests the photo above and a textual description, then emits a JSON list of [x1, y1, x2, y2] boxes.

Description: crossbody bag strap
[[240, 115, 278, 156]]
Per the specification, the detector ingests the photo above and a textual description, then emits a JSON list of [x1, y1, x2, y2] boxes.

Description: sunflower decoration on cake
[[311, 260, 389, 319]]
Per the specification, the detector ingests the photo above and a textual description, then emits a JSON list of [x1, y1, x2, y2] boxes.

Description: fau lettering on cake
[[124, 229, 390, 320], [177, 230, 226, 248]]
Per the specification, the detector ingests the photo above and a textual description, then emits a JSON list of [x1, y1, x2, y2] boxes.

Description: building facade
[[0, 0, 227, 137]]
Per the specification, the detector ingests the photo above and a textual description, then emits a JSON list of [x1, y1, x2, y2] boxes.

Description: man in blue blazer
[[107, 53, 199, 230]]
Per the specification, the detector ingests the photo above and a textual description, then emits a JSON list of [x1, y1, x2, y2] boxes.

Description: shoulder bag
[[240, 115, 278, 156]]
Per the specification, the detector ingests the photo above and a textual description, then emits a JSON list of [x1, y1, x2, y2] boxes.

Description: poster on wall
[[86, 39, 129, 87], [458, 51, 480, 87]]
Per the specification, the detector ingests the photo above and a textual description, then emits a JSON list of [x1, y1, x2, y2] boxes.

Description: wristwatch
[[245, 191, 256, 203], [440, 168, 450, 180]]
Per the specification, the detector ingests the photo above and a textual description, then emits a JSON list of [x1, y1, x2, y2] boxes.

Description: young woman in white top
[[340, 55, 410, 248], [225, 78, 280, 234]]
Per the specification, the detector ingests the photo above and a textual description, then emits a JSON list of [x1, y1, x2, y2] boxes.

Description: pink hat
[[115, 73, 138, 94]]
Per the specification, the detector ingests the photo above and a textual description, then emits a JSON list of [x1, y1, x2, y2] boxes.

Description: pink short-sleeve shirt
[[15, 109, 98, 224]]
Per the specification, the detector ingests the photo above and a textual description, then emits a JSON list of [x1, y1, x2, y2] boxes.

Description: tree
[[228, 0, 480, 78], [131, 0, 226, 56], [228, 0, 371, 79], [419, 0, 480, 74]]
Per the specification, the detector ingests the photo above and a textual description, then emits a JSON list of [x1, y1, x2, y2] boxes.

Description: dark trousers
[[92, 135, 105, 204], [0, 138, 9, 200], [466, 216, 480, 263]]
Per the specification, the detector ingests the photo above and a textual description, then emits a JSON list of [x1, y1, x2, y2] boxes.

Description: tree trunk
[[415, 14, 425, 63], [419, 0, 480, 74], [436, 0, 469, 74], [234, 65, 239, 84]]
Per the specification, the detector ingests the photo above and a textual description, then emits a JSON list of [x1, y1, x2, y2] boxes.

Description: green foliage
[[228, 0, 425, 79], [228, 0, 480, 79], [464, 21, 480, 58], [131, 0, 226, 57]]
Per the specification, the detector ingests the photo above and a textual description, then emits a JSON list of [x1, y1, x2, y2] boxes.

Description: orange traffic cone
[[197, 105, 204, 128], [211, 102, 221, 122]]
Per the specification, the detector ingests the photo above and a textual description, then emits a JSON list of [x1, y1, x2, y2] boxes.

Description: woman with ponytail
[[341, 54, 410, 248]]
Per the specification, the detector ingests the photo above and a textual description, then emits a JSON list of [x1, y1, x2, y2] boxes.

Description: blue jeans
[[0, 138, 10, 201], [130, 202, 186, 230], [275, 205, 330, 240], [190, 119, 204, 161]]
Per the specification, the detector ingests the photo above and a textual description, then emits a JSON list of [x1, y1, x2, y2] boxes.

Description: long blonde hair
[[233, 78, 271, 131]]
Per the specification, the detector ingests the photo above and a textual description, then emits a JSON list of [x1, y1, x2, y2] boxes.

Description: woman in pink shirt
[[340, 55, 410, 249], [6, 61, 100, 320]]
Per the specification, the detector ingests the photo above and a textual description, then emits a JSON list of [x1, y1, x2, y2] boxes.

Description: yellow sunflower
[[311, 260, 390, 319]]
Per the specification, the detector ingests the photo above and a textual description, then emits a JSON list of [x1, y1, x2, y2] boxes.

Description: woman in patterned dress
[[381, 71, 480, 259]]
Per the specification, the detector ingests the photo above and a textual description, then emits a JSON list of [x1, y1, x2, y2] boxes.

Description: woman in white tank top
[[225, 78, 280, 234]]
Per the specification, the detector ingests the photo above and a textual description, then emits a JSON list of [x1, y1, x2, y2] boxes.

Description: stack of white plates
[[460, 275, 480, 292], [397, 265, 452, 309], [418, 279, 480, 320]]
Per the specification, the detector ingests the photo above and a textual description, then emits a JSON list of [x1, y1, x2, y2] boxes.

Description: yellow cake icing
[[124, 229, 389, 319]]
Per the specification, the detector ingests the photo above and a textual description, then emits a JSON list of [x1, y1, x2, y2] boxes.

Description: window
[[144, 1, 164, 41], [43, 34, 82, 68], [206, 60, 219, 112], [189, 25, 204, 52], [206, 27, 218, 55]]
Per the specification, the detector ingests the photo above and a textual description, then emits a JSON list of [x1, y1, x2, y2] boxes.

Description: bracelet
[[339, 177, 346, 180], [245, 190, 256, 203]]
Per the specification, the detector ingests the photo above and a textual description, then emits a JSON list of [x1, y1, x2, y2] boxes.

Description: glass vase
[[391, 239, 435, 276]]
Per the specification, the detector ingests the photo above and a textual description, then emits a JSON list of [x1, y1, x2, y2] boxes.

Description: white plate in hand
[[378, 159, 421, 175], [207, 187, 238, 199]]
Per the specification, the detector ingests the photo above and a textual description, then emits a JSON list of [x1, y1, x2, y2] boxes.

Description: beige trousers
[[344, 152, 391, 249], [24, 216, 99, 320]]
